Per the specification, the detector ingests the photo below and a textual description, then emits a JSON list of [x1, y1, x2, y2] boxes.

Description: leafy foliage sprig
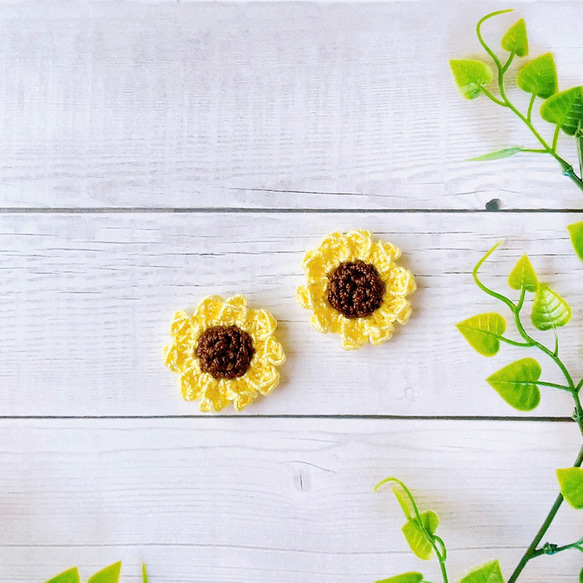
[[449, 9, 583, 192], [375, 244, 583, 582], [45, 562, 148, 583]]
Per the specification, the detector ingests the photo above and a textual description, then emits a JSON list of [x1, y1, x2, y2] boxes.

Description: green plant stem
[[476, 13, 583, 192], [531, 537, 583, 558], [508, 444, 583, 583], [535, 381, 572, 392], [577, 126, 583, 178], [526, 94, 536, 123]]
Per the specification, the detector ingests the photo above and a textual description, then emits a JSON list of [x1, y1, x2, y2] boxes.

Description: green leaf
[[517, 53, 557, 99], [531, 283, 571, 330], [88, 563, 122, 583], [580, 567, 583, 583], [393, 484, 415, 520], [469, 147, 524, 161], [556, 468, 583, 509], [487, 358, 541, 411], [376, 574, 424, 583], [45, 569, 81, 583], [450, 59, 493, 99], [508, 255, 538, 292], [501, 19, 528, 57], [142, 564, 149, 583], [459, 560, 505, 583], [568, 222, 583, 261], [540, 86, 583, 135], [402, 511, 439, 560], [457, 313, 506, 357]]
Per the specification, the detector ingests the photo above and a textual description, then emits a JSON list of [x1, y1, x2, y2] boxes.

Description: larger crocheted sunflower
[[164, 295, 285, 412], [297, 230, 416, 350]]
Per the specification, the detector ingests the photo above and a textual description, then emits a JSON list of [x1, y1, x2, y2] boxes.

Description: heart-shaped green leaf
[[469, 147, 524, 161], [531, 284, 571, 330], [88, 563, 122, 583], [402, 511, 439, 560], [450, 60, 493, 99], [45, 569, 81, 583], [487, 358, 541, 411], [457, 313, 506, 356], [540, 86, 583, 135], [568, 222, 583, 262], [501, 19, 528, 57], [508, 255, 538, 291], [376, 574, 424, 583], [556, 468, 583, 509], [459, 560, 505, 583], [517, 53, 557, 99]]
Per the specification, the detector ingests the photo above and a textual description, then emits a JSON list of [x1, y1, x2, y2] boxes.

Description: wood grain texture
[[1, 212, 582, 417], [0, 418, 580, 582], [1, 1, 582, 210]]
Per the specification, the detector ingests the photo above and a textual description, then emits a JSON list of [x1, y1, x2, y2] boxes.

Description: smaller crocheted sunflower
[[164, 295, 285, 412], [297, 230, 416, 350]]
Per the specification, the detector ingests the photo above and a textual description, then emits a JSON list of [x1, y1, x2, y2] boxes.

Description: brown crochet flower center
[[195, 325, 255, 379], [327, 260, 385, 319]]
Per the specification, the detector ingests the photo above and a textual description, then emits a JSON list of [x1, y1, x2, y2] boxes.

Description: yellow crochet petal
[[340, 319, 368, 351], [393, 298, 413, 325], [232, 388, 259, 411], [320, 231, 351, 263], [302, 249, 336, 280], [195, 295, 224, 322], [297, 279, 327, 311], [179, 370, 205, 401], [200, 382, 230, 412], [256, 336, 286, 366], [376, 240, 402, 261], [169, 310, 193, 343], [296, 284, 312, 309], [217, 301, 246, 327], [164, 343, 193, 373], [372, 303, 397, 325], [310, 304, 339, 333], [249, 362, 280, 396], [390, 266, 417, 296], [246, 308, 278, 340], [365, 319, 395, 345], [225, 295, 247, 309], [369, 243, 397, 278], [346, 229, 373, 259]]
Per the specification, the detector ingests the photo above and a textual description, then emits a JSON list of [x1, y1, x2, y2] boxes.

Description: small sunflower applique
[[297, 230, 416, 350], [164, 295, 286, 412]]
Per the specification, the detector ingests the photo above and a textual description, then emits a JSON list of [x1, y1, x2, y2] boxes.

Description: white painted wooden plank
[[1, 212, 582, 417], [0, 419, 579, 582], [1, 1, 582, 210]]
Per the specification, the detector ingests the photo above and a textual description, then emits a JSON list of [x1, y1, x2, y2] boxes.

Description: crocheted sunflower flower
[[164, 295, 285, 412], [297, 230, 416, 350]]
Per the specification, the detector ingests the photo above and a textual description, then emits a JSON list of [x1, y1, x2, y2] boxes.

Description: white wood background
[[1, 1, 582, 582]]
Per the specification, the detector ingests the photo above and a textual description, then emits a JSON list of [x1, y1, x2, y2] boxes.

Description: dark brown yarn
[[195, 325, 255, 379], [327, 260, 384, 319]]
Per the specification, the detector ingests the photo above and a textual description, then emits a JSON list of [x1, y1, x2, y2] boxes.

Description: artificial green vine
[[449, 9, 583, 192], [377, 17, 583, 574], [375, 243, 583, 582], [45, 562, 148, 583]]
